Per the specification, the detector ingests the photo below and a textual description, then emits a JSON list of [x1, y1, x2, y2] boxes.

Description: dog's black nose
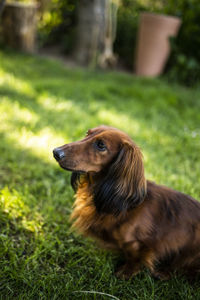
[[53, 148, 65, 161]]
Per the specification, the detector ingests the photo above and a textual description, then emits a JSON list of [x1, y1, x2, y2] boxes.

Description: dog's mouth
[[60, 165, 74, 172], [58, 161, 85, 174]]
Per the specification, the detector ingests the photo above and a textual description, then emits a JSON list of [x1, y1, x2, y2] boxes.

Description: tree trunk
[[2, 2, 37, 53], [0, 0, 6, 17], [75, 0, 118, 68]]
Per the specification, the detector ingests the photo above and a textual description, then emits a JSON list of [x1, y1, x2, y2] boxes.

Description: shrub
[[38, 0, 78, 53], [164, 0, 200, 86], [114, 0, 141, 69]]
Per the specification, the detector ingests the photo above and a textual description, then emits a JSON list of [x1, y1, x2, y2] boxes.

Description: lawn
[[0, 50, 200, 300]]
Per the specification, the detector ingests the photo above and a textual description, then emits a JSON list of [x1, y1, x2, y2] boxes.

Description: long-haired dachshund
[[53, 125, 200, 280]]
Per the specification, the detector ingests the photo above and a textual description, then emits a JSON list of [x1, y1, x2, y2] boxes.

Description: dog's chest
[[70, 181, 96, 234], [70, 180, 119, 248]]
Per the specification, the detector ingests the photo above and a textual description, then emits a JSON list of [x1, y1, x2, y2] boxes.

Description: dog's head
[[53, 125, 146, 214]]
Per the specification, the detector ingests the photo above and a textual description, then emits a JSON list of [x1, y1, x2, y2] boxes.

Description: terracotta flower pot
[[135, 13, 181, 77]]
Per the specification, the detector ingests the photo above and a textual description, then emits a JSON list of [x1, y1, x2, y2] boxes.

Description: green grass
[[0, 50, 200, 300]]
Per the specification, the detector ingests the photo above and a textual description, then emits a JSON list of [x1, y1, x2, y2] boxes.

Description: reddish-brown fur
[[53, 125, 200, 280]]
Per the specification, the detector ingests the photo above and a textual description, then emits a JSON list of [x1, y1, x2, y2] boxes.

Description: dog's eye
[[95, 140, 106, 151]]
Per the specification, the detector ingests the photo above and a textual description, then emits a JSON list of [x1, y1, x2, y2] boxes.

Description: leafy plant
[[164, 0, 200, 86], [38, 0, 78, 53]]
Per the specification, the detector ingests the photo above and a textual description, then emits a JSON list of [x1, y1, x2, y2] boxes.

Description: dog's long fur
[[53, 125, 200, 279]]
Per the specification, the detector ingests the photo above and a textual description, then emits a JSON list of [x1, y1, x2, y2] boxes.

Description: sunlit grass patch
[[0, 69, 36, 97], [0, 187, 43, 234], [0, 98, 66, 163]]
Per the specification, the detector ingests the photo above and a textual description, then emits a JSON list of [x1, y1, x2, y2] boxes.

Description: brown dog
[[53, 125, 200, 280]]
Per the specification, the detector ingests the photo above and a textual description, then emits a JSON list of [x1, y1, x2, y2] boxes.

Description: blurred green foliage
[[114, 0, 145, 69], [164, 0, 200, 86], [38, 0, 78, 53]]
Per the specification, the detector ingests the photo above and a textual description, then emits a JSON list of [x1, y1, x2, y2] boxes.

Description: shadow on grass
[[0, 205, 40, 295]]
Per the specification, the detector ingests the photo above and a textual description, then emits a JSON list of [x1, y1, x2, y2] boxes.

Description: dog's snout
[[53, 148, 65, 161]]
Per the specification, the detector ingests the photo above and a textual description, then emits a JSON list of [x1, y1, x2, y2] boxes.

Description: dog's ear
[[93, 143, 146, 215], [71, 172, 81, 192]]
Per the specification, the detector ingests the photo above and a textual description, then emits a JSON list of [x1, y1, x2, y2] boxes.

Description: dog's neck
[[70, 174, 124, 237]]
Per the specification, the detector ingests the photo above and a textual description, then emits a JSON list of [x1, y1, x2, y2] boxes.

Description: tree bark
[[2, 2, 37, 53], [75, 0, 118, 68], [0, 0, 6, 17]]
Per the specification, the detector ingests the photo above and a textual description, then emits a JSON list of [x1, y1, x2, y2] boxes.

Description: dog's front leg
[[115, 240, 143, 279]]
